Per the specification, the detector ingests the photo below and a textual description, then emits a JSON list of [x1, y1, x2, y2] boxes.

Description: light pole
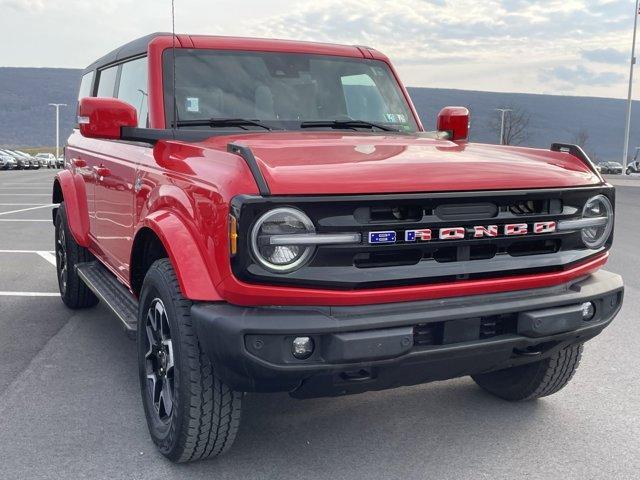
[[495, 108, 512, 145], [623, 0, 640, 169], [48, 103, 67, 159]]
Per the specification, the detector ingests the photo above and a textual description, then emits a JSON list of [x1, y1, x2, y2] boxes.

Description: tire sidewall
[[137, 264, 185, 456]]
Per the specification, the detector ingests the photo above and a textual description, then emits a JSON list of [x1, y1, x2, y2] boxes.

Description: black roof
[[83, 32, 170, 74]]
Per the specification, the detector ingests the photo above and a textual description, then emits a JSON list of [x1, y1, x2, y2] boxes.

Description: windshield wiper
[[300, 120, 399, 132], [175, 118, 274, 130]]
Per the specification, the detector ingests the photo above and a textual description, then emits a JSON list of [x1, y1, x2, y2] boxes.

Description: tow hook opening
[[513, 341, 558, 357], [339, 369, 373, 382]]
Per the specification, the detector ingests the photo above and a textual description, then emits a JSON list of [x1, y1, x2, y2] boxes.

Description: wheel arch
[[52, 170, 91, 247], [132, 211, 223, 301]]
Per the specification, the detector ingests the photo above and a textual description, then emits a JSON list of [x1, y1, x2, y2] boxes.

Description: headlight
[[250, 207, 316, 272], [581, 195, 613, 249]]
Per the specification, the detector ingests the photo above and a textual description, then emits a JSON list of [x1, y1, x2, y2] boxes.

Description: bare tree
[[571, 128, 590, 149], [570, 128, 599, 163], [490, 106, 531, 146]]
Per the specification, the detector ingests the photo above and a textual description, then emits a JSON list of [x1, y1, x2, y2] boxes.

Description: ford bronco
[[53, 33, 623, 462]]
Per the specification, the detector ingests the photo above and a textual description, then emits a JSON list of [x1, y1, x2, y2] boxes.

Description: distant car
[[626, 161, 640, 175], [56, 156, 64, 168], [599, 162, 623, 175], [0, 149, 25, 169], [36, 152, 58, 169], [0, 153, 16, 170], [3, 150, 34, 169], [14, 150, 40, 169]]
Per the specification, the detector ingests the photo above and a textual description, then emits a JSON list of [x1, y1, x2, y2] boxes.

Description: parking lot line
[[0, 203, 52, 206], [0, 204, 55, 216], [0, 219, 50, 222], [36, 251, 57, 267], [0, 250, 54, 254], [0, 292, 59, 297]]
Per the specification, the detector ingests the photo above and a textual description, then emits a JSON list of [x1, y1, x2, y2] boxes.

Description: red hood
[[199, 132, 601, 195]]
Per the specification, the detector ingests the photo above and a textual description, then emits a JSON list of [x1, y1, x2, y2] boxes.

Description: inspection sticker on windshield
[[385, 113, 406, 123], [186, 97, 200, 113]]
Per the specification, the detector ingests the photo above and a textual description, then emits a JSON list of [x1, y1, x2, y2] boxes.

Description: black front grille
[[231, 186, 614, 290]]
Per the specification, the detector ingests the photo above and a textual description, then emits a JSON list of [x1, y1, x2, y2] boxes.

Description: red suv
[[53, 33, 623, 462]]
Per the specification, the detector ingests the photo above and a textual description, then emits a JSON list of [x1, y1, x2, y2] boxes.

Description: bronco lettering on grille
[[372, 222, 558, 244]]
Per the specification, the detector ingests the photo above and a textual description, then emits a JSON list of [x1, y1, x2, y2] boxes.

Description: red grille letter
[[504, 223, 528, 236], [534, 221, 556, 234], [473, 225, 498, 238], [439, 227, 466, 240]]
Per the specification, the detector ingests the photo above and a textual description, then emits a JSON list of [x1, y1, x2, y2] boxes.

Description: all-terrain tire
[[138, 258, 242, 463], [472, 343, 584, 401], [55, 202, 98, 309]]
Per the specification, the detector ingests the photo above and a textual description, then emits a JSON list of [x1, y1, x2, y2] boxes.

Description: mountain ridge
[[0, 67, 637, 162]]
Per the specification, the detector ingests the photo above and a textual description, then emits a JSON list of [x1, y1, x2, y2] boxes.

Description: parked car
[[36, 152, 58, 168], [56, 156, 64, 168], [0, 153, 16, 170], [0, 149, 25, 169], [3, 150, 34, 169], [599, 161, 623, 174], [9, 150, 39, 169], [626, 161, 640, 175], [54, 33, 623, 463]]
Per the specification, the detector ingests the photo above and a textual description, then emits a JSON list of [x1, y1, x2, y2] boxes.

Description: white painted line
[[0, 203, 52, 206], [0, 204, 54, 216], [0, 249, 55, 254], [0, 291, 60, 297], [37, 251, 57, 267], [0, 219, 50, 222]]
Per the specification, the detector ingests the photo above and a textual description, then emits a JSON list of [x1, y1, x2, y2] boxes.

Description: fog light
[[292, 336, 314, 359], [581, 302, 596, 321]]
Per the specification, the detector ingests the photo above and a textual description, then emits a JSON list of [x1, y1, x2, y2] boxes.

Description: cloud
[[541, 65, 625, 86], [582, 48, 629, 64]]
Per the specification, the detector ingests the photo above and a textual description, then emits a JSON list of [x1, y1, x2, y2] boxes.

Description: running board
[[76, 261, 138, 339]]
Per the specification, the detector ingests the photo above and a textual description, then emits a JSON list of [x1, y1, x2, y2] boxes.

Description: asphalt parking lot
[[0, 168, 638, 480]]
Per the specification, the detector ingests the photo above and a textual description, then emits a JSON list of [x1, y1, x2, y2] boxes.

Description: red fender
[[141, 210, 222, 301], [53, 170, 91, 247]]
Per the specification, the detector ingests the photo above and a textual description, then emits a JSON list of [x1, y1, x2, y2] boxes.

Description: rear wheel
[[138, 259, 242, 463], [472, 343, 583, 401], [54, 203, 98, 309]]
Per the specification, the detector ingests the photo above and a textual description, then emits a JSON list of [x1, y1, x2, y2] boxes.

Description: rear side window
[[78, 71, 94, 100], [117, 57, 149, 127], [97, 65, 118, 97]]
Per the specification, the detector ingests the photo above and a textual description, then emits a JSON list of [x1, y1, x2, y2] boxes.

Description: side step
[[76, 261, 138, 339]]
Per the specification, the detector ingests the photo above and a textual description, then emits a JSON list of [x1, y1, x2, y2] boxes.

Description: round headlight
[[250, 208, 316, 272], [581, 195, 613, 249]]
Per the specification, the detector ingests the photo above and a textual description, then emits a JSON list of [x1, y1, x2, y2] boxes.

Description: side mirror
[[78, 97, 137, 140], [437, 106, 470, 141]]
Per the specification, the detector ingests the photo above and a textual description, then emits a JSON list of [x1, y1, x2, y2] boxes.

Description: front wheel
[[138, 259, 242, 463], [54, 203, 98, 309], [472, 343, 583, 401]]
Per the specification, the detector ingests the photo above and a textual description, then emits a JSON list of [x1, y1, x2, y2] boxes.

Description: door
[[93, 56, 150, 279]]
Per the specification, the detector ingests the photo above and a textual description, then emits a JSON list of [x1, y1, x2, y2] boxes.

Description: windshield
[[163, 50, 418, 132]]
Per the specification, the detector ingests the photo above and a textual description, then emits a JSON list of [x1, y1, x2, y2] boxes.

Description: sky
[[0, 0, 637, 98]]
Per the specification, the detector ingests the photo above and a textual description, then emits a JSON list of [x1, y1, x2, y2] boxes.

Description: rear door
[[93, 56, 150, 279]]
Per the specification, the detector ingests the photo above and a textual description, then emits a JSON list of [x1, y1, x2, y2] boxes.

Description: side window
[[341, 73, 388, 123], [78, 71, 94, 100], [96, 65, 118, 97], [117, 57, 149, 128]]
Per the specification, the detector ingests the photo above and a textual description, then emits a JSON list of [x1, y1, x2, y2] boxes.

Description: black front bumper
[[192, 270, 623, 398]]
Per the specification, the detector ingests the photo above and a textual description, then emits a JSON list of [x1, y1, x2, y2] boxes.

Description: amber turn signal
[[229, 214, 238, 256]]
